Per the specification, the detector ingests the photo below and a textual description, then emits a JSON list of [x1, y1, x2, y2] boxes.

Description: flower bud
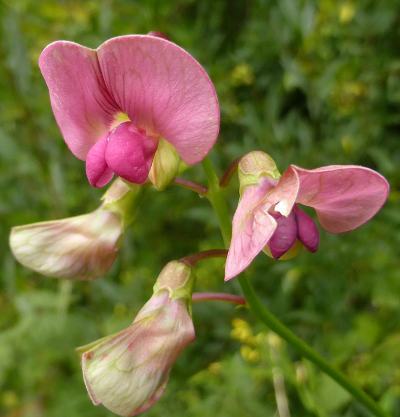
[[148, 138, 184, 190], [238, 151, 280, 194], [153, 260, 194, 305], [9, 179, 141, 280], [78, 261, 195, 416]]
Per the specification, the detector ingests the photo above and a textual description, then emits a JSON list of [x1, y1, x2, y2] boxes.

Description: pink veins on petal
[[225, 162, 389, 281], [39, 34, 220, 187]]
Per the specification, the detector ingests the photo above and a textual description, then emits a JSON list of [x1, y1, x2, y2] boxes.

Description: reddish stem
[[219, 157, 241, 188], [180, 249, 227, 267], [172, 177, 208, 195], [192, 292, 247, 306]]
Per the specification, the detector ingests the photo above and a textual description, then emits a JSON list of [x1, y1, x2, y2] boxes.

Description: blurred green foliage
[[1, 0, 399, 416]]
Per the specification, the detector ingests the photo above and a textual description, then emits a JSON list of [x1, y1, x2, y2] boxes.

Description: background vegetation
[[1, 0, 399, 416]]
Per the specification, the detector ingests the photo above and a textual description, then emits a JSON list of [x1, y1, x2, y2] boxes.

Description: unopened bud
[[79, 261, 195, 416], [238, 151, 280, 194], [153, 260, 193, 304]]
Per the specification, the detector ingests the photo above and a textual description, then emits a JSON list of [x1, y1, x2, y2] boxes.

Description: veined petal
[[39, 41, 120, 159], [261, 165, 300, 217], [293, 165, 390, 233], [226, 168, 300, 280], [97, 35, 220, 165], [225, 177, 277, 281], [81, 291, 195, 416], [9, 209, 122, 280]]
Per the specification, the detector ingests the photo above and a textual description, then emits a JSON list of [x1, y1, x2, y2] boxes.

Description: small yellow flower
[[231, 326, 253, 343], [341, 136, 356, 154], [1, 391, 19, 409], [208, 362, 222, 374], [231, 63, 255, 86], [232, 318, 249, 328], [268, 333, 282, 349], [240, 345, 260, 362], [339, 2, 355, 24]]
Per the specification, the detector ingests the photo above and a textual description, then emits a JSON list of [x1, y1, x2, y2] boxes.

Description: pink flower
[[39, 34, 219, 187], [78, 261, 195, 416], [225, 151, 390, 281]]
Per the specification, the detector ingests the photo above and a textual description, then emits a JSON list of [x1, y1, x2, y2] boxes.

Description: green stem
[[202, 157, 231, 247], [58, 280, 73, 316], [201, 156, 390, 417]]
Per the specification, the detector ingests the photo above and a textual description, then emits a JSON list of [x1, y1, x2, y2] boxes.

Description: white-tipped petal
[[10, 209, 122, 280]]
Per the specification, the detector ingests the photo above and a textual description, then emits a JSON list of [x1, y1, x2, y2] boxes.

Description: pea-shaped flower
[[225, 151, 390, 280], [78, 261, 195, 416], [39, 34, 219, 188], [10, 179, 139, 280]]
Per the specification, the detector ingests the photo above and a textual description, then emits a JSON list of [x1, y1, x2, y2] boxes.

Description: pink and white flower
[[9, 179, 139, 280], [225, 151, 390, 280], [79, 261, 195, 416], [39, 34, 219, 187]]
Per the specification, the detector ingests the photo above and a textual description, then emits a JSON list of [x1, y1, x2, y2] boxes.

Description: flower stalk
[[192, 292, 246, 306], [219, 156, 240, 188], [172, 177, 208, 196], [180, 249, 227, 267]]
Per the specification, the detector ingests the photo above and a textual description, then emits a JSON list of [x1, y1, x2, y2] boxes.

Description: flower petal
[[39, 41, 119, 159], [262, 166, 300, 217], [293, 165, 390, 233], [105, 122, 158, 184], [225, 178, 277, 281], [9, 209, 122, 280], [97, 35, 219, 165], [81, 292, 195, 416], [294, 206, 319, 252], [268, 211, 297, 259], [129, 376, 170, 416], [86, 133, 114, 187], [225, 167, 300, 280]]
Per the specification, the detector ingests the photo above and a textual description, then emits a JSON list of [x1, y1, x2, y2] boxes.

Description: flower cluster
[[9, 33, 389, 416]]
